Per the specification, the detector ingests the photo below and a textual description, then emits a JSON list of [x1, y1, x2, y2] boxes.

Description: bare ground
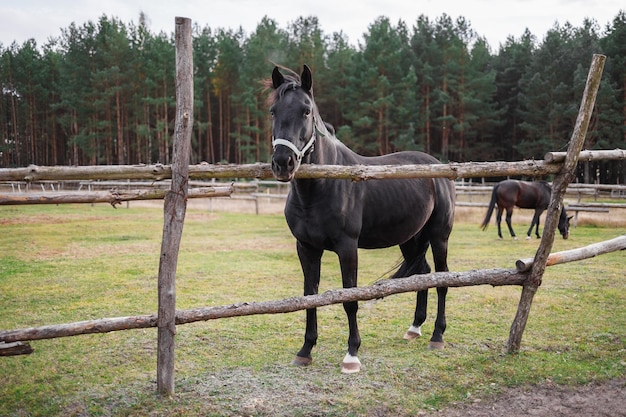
[[422, 378, 626, 417]]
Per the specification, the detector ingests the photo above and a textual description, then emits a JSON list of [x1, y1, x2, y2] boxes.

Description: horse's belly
[[357, 216, 429, 249], [357, 192, 434, 248], [284, 180, 437, 250]]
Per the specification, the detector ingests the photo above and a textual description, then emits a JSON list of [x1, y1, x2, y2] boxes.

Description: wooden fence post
[[156, 17, 193, 396], [506, 54, 606, 353]]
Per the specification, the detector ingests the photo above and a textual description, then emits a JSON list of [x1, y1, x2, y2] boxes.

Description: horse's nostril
[[272, 154, 295, 175]]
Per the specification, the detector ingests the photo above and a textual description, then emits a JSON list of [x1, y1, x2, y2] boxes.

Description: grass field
[[0, 202, 624, 416]]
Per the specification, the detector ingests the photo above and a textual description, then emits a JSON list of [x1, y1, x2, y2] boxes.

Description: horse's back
[[358, 149, 454, 207], [286, 149, 454, 251], [357, 149, 454, 211], [356, 151, 454, 248], [358, 150, 440, 166], [497, 180, 550, 209]]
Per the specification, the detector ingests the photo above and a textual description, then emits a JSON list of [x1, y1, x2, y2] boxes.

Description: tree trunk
[[115, 83, 125, 165], [206, 88, 214, 163], [441, 76, 449, 161], [425, 84, 431, 154]]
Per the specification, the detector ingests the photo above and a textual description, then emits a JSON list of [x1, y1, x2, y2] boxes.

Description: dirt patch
[[422, 378, 626, 417], [150, 373, 626, 416]]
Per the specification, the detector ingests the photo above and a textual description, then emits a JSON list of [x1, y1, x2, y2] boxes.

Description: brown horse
[[481, 180, 571, 240]]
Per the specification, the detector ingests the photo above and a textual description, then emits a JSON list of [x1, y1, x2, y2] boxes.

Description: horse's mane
[[263, 64, 300, 106], [536, 180, 552, 192]]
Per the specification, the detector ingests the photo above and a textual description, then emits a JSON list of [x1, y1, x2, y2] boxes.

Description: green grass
[[0, 203, 624, 416]]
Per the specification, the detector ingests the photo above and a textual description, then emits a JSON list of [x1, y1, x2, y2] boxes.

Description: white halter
[[272, 128, 316, 171]]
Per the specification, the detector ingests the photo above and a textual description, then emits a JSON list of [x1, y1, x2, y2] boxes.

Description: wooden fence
[[0, 41, 621, 396], [2, 174, 623, 225]]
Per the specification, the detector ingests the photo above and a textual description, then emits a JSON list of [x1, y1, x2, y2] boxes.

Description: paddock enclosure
[[0, 20, 624, 413]]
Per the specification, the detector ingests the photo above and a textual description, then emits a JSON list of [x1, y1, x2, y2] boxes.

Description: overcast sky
[[1, 0, 623, 51]]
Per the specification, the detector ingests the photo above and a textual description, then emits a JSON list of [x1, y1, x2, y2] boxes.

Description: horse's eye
[[269, 110, 274, 118], [304, 109, 311, 117]]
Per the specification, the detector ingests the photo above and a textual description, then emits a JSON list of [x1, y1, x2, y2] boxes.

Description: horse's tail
[[390, 231, 432, 279], [391, 254, 431, 279], [480, 184, 499, 230]]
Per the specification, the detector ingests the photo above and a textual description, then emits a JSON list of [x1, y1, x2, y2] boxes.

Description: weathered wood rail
[[0, 159, 560, 182], [515, 235, 626, 272], [0, 186, 233, 206], [0, 235, 622, 346], [1, 149, 621, 184]]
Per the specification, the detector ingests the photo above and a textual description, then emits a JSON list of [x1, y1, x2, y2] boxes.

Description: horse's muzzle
[[271, 152, 296, 182]]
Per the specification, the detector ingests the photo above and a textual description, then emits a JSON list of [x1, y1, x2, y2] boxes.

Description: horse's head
[[558, 207, 572, 239], [269, 65, 317, 182]]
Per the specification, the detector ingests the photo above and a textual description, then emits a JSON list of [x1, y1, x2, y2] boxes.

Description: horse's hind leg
[[429, 287, 448, 349], [527, 210, 543, 239], [395, 238, 430, 341], [428, 226, 451, 350], [505, 208, 517, 239], [401, 218, 451, 350], [496, 207, 504, 239], [405, 288, 429, 340]]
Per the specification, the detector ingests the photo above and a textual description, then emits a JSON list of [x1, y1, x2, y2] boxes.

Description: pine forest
[[1, 12, 625, 182]]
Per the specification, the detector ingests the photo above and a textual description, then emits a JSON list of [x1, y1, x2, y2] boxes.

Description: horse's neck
[[292, 134, 348, 196], [308, 133, 357, 166]]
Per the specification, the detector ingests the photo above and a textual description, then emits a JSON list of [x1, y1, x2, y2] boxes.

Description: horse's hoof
[[513, 237, 518, 240], [292, 355, 312, 367], [428, 341, 445, 350], [403, 331, 421, 340], [403, 325, 422, 340], [341, 353, 361, 374], [526, 236, 531, 240]]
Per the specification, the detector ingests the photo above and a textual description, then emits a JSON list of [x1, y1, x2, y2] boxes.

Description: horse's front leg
[[405, 290, 428, 340], [293, 241, 322, 367], [429, 287, 448, 349], [337, 244, 361, 373], [429, 235, 449, 349]]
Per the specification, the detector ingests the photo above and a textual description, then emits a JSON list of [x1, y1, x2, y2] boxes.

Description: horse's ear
[[272, 66, 284, 89], [301, 64, 312, 92]]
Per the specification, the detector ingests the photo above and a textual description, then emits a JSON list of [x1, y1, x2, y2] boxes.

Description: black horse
[[480, 179, 571, 240], [268, 64, 456, 373]]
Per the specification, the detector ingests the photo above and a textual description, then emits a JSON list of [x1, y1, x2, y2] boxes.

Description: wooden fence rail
[[2, 184, 624, 210], [0, 186, 233, 206], [544, 148, 626, 163], [1, 148, 621, 184], [2, 234, 623, 346], [515, 235, 626, 272], [0, 159, 561, 182]]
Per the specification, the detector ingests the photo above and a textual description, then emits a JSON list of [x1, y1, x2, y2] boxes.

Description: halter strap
[[272, 128, 316, 171]]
